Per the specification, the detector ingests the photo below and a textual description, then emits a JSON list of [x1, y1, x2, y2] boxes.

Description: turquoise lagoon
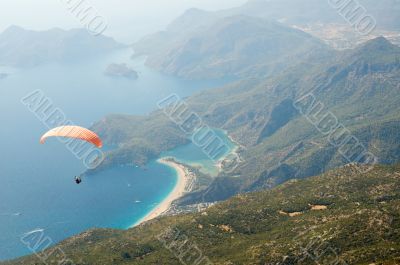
[[0, 49, 233, 260]]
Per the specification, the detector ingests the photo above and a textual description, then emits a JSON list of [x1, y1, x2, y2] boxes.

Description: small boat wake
[[23, 228, 45, 236], [22, 221, 69, 238], [0, 212, 22, 217]]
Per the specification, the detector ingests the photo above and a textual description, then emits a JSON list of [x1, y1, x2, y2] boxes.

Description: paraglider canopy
[[40, 126, 103, 148]]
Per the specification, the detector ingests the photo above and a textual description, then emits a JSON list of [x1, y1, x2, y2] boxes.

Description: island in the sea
[[104, 63, 138, 79], [0, 73, 8, 79]]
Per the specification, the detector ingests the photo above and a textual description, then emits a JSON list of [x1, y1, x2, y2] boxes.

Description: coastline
[[130, 132, 239, 228], [131, 158, 190, 227]]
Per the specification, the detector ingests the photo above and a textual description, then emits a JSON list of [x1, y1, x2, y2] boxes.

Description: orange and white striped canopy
[[40, 126, 103, 148]]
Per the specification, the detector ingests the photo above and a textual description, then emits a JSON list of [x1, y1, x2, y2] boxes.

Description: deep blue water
[[0, 49, 231, 260]]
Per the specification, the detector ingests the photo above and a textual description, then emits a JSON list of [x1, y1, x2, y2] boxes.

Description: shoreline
[[130, 132, 239, 228], [131, 158, 190, 227]]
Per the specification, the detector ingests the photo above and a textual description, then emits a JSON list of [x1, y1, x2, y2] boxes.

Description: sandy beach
[[131, 158, 190, 227]]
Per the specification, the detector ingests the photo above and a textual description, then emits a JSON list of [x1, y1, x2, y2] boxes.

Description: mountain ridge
[[4, 163, 400, 264], [91, 37, 400, 205], [135, 15, 332, 79], [0, 26, 124, 67]]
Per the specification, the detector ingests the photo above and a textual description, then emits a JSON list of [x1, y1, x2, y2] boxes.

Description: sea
[[0, 48, 234, 260]]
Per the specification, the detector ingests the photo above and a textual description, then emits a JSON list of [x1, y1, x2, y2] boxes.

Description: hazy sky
[[0, 0, 248, 43]]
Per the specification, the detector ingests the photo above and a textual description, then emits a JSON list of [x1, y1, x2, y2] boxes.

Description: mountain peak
[[355, 36, 399, 54], [343, 36, 400, 65], [1, 26, 65, 36], [244, 0, 267, 5], [184, 7, 207, 15], [5, 25, 24, 31], [166, 7, 214, 33], [363, 36, 395, 48], [0, 26, 122, 68], [2, 25, 26, 34]]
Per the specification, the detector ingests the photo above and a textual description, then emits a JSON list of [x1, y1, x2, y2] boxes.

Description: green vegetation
[[5, 164, 400, 264], [87, 113, 188, 174], [90, 37, 400, 205], [3, 2, 400, 263], [178, 36, 400, 202], [3, 5, 400, 263], [134, 15, 331, 79]]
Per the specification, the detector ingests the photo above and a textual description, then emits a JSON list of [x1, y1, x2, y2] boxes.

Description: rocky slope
[[90, 37, 400, 205], [4, 164, 400, 264]]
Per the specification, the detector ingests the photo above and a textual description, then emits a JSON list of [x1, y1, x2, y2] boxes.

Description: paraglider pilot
[[75, 176, 82, 184]]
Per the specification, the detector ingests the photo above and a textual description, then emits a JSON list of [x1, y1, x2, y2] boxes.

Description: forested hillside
[[5, 164, 400, 264], [91, 37, 400, 205]]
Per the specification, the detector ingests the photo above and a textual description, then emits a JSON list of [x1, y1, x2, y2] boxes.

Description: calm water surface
[[0, 49, 232, 260]]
